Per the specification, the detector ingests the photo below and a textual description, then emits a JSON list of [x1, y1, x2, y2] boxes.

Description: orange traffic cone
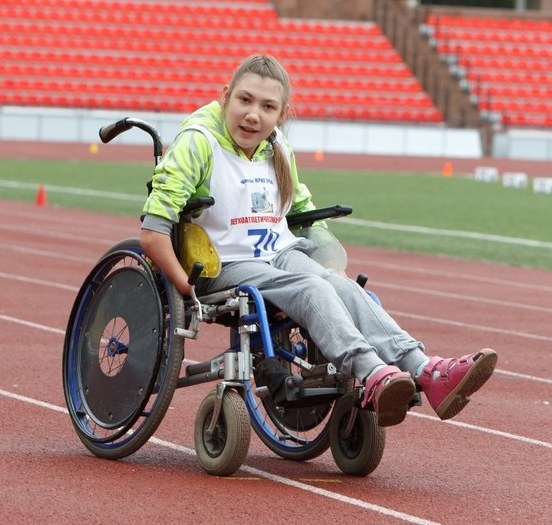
[[442, 161, 453, 177], [35, 184, 48, 206]]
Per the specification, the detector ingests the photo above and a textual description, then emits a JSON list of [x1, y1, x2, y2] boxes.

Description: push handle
[[98, 118, 134, 143], [98, 117, 164, 164]]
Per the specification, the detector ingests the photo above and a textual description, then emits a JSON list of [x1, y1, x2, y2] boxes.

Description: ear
[[220, 85, 230, 107], [277, 103, 290, 126]]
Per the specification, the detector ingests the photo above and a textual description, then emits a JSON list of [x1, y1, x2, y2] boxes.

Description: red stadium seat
[[428, 12, 552, 128], [0, 0, 442, 125]]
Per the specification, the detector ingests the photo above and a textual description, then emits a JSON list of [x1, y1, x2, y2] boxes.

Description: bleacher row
[[0, 0, 442, 124], [0, 0, 551, 128], [425, 13, 552, 127]]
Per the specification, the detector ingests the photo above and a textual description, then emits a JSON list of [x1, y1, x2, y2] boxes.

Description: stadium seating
[[425, 12, 552, 128], [0, 0, 442, 124]]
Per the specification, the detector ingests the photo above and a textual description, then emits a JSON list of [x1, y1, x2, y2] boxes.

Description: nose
[[245, 106, 261, 121]]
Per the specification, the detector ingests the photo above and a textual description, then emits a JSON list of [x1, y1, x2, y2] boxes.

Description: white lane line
[[0, 315, 66, 335], [150, 433, 441, 524], [371, 280, 552, 314], [498, 369, 552, 384], [0, 388, 440, 525], [3, 195, 551, 249], [2, 386, 550, 453], [3, 244, 99, 264], [6, 256, 552, 317], [0, 180, 144, 202], [238, 463, 442, 525], [0, 223, 116, 246], [348, 257, 552, 293], [408, 412, 552, 449], [342, 218, 552, 250], [2, 386, 551, 522], [0, 271, 80, 292], [0, 204, 137, 230], [0, 389, 68, 414], [1, 313, 551, 384], [388, 309, 552, 343], [5, 265, 552, 327]]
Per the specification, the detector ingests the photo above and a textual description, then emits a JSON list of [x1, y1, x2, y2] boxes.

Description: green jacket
[[143, 101, 316, 223]]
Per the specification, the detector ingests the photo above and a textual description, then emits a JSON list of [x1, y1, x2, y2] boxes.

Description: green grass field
[[1, 157, 551, 270]]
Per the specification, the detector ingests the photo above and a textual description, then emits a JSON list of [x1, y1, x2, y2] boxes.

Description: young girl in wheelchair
[[140, 54, 497, 428]]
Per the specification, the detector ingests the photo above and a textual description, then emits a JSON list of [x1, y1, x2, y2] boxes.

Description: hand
[[179, 281, 193, 298]]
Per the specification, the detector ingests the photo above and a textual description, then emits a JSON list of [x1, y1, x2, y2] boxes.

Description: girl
[[141, 54, 497, 427]]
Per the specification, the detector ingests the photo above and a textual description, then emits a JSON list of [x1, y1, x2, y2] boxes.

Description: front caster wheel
[[329, 393, 386, 476], [194, 389, 251, 476]]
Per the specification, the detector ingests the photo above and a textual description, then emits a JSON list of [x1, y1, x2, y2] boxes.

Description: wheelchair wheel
[[241, 326, 351, 462], [329, 393, 386, 476], [194, 389, 251, 476], [62, 238, 184, 459]]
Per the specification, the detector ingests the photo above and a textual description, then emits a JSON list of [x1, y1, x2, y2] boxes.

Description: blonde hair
[[227, 55, 294, 212]]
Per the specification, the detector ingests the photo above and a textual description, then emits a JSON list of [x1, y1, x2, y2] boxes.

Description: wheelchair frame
[[62, 118, 386, 477]]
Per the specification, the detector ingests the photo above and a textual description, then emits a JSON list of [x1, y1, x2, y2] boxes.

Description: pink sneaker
[[361, 366, 416, 427], [417, 349, 497, 420]]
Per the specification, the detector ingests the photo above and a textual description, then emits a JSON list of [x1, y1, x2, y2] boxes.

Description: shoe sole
[[435, 349, 497, 420], [376, 377, 416, 427]]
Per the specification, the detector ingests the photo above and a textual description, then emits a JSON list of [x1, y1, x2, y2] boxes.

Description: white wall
[[492, 129, 552, 161], [0, 105, 484, 158], [0, 106, 183, 146], [4, 104, 547, 160], [285, 120, 482, 158]]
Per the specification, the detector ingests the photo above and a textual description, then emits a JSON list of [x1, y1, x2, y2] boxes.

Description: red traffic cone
[[35, 184, 48, 206]]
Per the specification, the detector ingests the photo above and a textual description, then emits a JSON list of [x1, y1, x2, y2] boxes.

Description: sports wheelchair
[[62, 117, 390, 477]]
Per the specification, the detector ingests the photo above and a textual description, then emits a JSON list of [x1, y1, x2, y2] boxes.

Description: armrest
[[286, 204, 352, 228], [181, 196, 215, 216]]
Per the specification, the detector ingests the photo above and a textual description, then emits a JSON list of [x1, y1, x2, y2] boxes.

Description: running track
[[1, 200, 551, 525]]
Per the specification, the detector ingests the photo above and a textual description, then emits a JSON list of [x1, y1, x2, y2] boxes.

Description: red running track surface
[[0, 200, 551, 525]]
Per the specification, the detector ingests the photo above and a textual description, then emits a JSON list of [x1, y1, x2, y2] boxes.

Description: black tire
[[63, 238, 184, 459], [329, 393, 386, 476], [194, 389, 251, 476]]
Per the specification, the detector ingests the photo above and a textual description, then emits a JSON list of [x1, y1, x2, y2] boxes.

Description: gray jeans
[[197, 238, 426, 382]]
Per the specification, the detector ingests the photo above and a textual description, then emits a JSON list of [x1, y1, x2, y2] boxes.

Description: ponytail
[[269, 131, 293, 213]]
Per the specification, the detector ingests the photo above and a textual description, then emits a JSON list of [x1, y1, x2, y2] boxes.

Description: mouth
[[239, 125, 258, 136]]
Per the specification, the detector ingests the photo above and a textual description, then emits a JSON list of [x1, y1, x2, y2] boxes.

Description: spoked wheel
[[194, 389, 251, 476], [329, 393, 386, 476], [62, 238, 184, 459], [241, 325, 351, 461]]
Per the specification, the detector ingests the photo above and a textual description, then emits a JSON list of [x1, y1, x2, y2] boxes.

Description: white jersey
[[190, 126, 299, 262]]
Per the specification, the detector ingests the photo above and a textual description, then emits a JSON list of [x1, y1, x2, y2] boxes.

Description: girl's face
[[221, 72, 288, 159]]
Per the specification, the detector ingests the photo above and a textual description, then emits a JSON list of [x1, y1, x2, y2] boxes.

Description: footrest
[[276, 386, 344, 409]]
